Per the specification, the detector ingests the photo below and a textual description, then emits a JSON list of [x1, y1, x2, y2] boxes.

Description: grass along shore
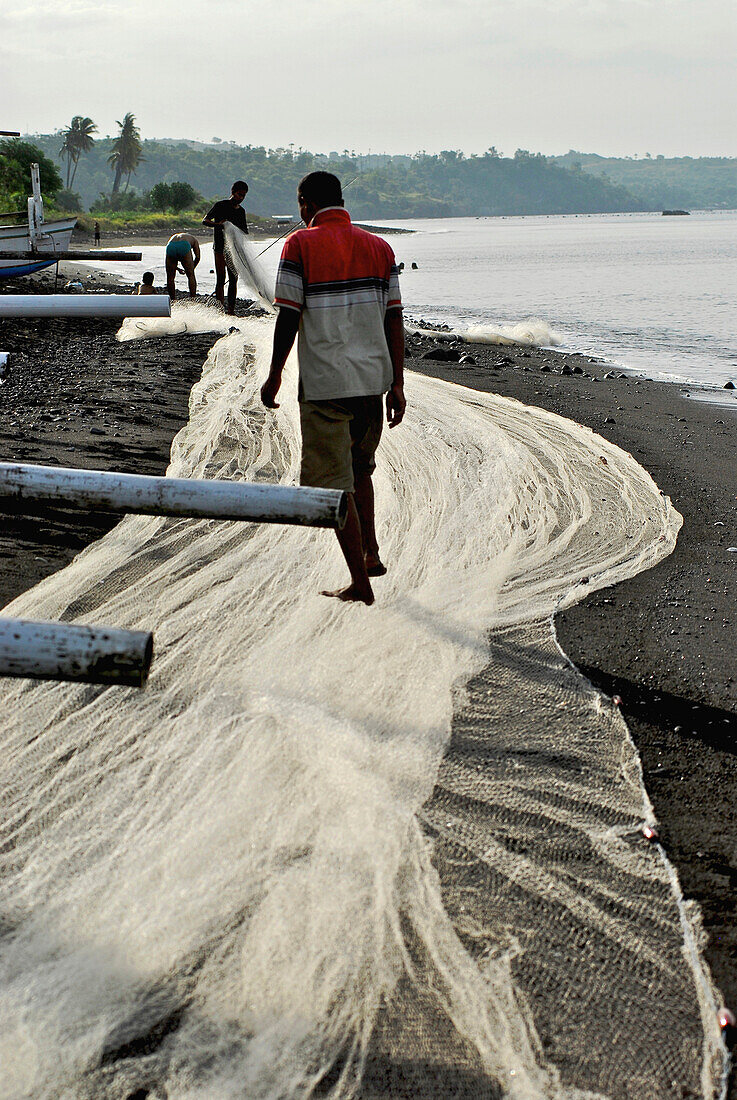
[[69, 209, 290, 243]]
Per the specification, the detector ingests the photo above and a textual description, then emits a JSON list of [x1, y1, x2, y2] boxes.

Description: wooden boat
[[0, 164, 76, 278]]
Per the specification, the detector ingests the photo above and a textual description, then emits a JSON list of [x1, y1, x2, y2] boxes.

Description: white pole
[[30, 163, 44, 226], [0, 296, 171, 319], [0, 617, 153, 687], [0, 463, 348, 529]]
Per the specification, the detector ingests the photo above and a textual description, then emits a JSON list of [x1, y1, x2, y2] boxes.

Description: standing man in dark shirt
[[202, 180, 249, 314]]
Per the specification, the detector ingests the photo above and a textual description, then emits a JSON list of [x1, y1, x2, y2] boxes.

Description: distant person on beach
[[164, 232, 200, 300], [202, 181, 249, 315], [261, 171, 405, 606], [137, 271, 156, 295], [94, 221, 100, 246]]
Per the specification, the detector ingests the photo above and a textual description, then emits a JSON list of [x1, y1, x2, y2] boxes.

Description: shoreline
[[69, 220, 411, 250], [0, 275, 734, 1093]]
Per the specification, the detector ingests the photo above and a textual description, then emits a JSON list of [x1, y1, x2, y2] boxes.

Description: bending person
[[164, 232, 200, 299], [261, 171, 406, 606], [202, 180, 249, 315]]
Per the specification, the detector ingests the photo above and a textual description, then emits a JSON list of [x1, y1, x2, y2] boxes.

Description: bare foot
[[366, 558, 387, 577], [321, 584, 375, 606]]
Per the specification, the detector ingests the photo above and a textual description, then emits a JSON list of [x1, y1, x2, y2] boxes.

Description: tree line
[[21, 123, 643, 218], [6, 115, 737, 219]]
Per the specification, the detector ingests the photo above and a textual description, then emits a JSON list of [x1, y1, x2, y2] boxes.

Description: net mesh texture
[[0, 238, 727, 1100]]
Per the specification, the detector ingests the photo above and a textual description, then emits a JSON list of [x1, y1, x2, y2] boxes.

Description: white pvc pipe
[[0, 463, 348, 529], [0, 617, 153, 687], [0, 295, 170, 319]]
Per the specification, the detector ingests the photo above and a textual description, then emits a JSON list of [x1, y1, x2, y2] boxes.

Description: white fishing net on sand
[[116, 226, 276, 344], [0, 318, 726, 1099]]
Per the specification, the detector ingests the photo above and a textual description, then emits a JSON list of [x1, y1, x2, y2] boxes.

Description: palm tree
[[107, 113, 144, 194], [59, 116, 97, 189]]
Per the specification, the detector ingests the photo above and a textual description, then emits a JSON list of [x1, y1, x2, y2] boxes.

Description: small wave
[[463, 319, 561, 347]]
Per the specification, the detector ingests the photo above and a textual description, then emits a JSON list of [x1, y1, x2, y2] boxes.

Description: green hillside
[[25, 135, 644, 219], [552, 152, 737, 211]]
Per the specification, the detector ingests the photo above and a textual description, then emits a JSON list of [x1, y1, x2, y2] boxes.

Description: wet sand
[[1, 276, 735, 1092]]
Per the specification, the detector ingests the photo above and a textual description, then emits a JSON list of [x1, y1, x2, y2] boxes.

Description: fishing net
[[0, 318, 726, 1099], [224, 224, 277, 312]]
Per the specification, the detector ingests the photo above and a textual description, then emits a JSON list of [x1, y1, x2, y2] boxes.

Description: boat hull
[[0, 218, 77, 278]]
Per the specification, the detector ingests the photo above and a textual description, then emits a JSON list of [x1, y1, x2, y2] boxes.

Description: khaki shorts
[[300, 396, 384, 492]]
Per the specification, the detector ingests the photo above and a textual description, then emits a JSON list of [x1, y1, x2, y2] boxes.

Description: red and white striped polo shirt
[[274, 207, 402, 401]]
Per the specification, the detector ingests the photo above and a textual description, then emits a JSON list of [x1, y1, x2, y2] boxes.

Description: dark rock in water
[[459, 354, 476, 365], [540, 364, 551, 373], [724, 381, 735, 390], [604, 416, 616, 424], [560, 364, 573, 375], [662, 209, 690, 216], [572, 365, 584, 374], [422, 347, 461, 362]]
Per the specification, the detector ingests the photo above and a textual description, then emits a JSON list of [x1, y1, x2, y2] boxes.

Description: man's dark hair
[[298, 171, 342, 208], [142, 271, 154, 284], [231, 180, 248, 194]]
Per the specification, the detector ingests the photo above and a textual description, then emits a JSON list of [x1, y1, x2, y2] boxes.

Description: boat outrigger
[[0, 143, 142, 278], [0, 164, 77, 279]]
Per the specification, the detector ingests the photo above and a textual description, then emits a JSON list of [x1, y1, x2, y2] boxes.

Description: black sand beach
[[413, 335, 737, 1082], [1, 269, 734, 1094]]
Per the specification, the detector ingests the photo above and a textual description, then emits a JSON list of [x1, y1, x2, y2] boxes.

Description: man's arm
[[260, 307, 301, 409], [191, 238, 201, 266], [201, 203, 223, 228], [384, 309, 406, 428]]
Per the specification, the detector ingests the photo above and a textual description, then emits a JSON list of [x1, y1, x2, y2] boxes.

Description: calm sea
[[87, 210, 736, 390], [382, 210, 736, 390]]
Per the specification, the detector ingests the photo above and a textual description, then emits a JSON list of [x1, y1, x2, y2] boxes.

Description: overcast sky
[[3, 0, 735, 157]]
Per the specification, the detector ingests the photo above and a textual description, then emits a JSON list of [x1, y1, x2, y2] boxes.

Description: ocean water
[[83, 210, 736, 391], [382, 210, 737, 390]]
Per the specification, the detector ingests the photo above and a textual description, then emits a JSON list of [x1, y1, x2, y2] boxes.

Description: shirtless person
[[202, 181, 248, 314], [137, 271, 156, 295], [164, 232, 200, 299]]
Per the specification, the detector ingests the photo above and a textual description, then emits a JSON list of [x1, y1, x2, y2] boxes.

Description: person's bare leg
[[182, 255, 197, 297], [321, 494, 374, 605], [214, 252, 226, 308], [354, 471, 386, 576], [165, 257, 177, 300], [226, 267, 238, 315]]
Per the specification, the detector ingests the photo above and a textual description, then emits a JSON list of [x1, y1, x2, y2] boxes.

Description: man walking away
[[261, 172, 406, 606], [164, 232, 200, 299], [202, 180, 248, 314]]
